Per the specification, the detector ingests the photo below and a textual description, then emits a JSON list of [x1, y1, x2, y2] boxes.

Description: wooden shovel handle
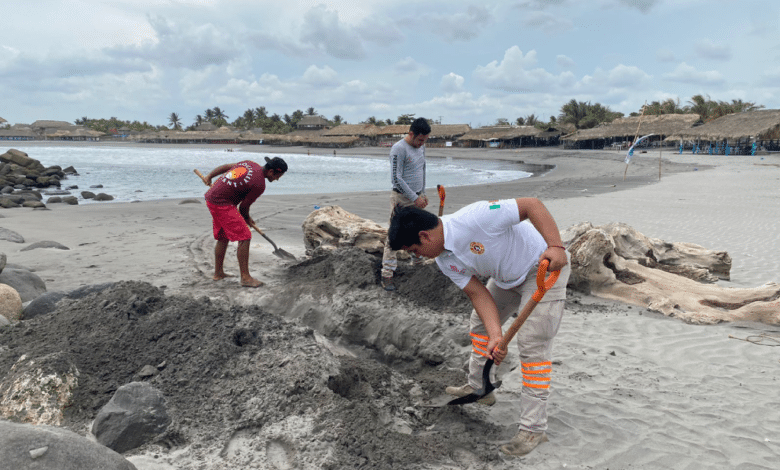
[[194, 169, 210, 187], [499, 259, 560, 351], [437, 184, 446, 217]]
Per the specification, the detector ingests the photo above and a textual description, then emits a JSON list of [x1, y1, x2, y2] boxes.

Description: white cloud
[[521, 11, 574, 32], [694, 39, 732, 61], [414, 6, 494, 42], [441, 73, 465, 93], [300, 5, 367, 60], [615, 0, 660, 13], [556, 55, 575, 69], [302, 65, 340, 86], [663, 62, 725, 85], [473, 46, 575, 93]]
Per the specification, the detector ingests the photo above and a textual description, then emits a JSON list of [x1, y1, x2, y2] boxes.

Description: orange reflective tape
[[522, 367, 552, 375], [523, 381, 550, 389], [522, 375, 550, 383], [522, 361, 551, 368], [472, 347, 489, 357], [470, 332, 489, 341]]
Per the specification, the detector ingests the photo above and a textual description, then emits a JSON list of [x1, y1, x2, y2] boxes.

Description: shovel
[[194, 168, 297, 261], [437, 184, 446, 217], [426, 259, 560, 407]]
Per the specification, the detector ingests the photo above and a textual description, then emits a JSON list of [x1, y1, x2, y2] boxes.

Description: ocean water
[[14, 146, 534, 203]]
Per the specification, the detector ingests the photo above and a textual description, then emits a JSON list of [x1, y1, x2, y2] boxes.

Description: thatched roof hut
[[675, 109, 780, 141], [430, 124, 470, 139], [374, 125, 410, 137], [0, 117, 6, 124], [459, 126, 543, 141], [296, 115, 329, 129], [564, 114, 701, 142], [322, 124, 378, 137]]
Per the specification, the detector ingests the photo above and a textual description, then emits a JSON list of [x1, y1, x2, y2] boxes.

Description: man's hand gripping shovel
[[425, 259, 560, 407], [194, 169, 297, 261]]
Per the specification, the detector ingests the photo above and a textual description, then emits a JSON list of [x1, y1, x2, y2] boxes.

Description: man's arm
[[516, 198, 568, 272], [206, 163, 236, 185], [463, 276, 508, 365]]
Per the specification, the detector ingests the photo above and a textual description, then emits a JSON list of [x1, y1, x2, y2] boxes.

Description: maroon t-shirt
[[204, 161, 266, 210]]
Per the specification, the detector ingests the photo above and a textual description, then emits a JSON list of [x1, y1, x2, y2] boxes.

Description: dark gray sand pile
[[1, 248, 551, 469]]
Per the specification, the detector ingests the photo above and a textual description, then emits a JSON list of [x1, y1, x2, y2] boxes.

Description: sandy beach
[[1, 145, 779, 469]]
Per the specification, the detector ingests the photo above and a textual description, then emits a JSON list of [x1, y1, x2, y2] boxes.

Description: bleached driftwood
[[302, 206, 408, 259], [565, 222, 780, 325]]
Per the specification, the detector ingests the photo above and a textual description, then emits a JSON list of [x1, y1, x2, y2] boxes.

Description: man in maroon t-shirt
[[203, 156, 287, 287]]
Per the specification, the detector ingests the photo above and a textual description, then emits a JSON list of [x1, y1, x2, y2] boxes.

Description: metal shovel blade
[[445, 359, 501, 405]]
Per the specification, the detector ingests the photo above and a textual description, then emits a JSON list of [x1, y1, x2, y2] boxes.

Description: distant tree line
[[76, 94, 765, 135]]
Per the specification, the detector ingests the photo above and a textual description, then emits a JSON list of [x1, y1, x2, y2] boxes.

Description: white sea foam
[[16, 146, 532, 203]]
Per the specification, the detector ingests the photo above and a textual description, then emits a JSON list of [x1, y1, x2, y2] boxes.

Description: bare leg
[[213, 239, 231, 280], [237, 239, 263, 287]]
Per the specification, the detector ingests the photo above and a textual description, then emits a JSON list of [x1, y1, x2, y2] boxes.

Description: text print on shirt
[[223, 163, 253, 188]]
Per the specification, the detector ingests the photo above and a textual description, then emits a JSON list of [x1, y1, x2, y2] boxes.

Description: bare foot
[[241, 278, 264, 288], [213, 272, 235, 281]]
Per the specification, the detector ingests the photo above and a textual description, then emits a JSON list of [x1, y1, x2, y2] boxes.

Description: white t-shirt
[[436, 198, 546, 290]]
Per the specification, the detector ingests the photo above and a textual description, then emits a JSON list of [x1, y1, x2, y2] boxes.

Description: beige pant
[[467, 257, 571, 433], [381, 191, 417, 278]]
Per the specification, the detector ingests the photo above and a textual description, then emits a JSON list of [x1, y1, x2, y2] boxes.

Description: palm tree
[[212, 107, 228, 121], [332, 115, 343, 125], [204, 108, 216, 122], [559, 99, 588, 128], [254, 107, 268, 120], [242, 109, 255, 129], [515, 117, 525, 125], [168, 112, 182, 130], [525, 114, 539, 126], [686, 94, 712, 121], [306, 107, 316, 116]]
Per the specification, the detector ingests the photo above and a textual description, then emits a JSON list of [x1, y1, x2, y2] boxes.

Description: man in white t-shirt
[[388, 198, 570, 457]]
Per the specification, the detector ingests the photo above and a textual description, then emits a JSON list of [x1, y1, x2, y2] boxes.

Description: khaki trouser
[[381, 191, 417, 278], [467, 256, 571, 433]]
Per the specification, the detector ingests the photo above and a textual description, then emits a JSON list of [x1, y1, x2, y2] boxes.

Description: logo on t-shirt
[[449, 265, 466, 274], [470, 242, 485, 255], [222, 163, 253, 188], [226, 166, 248, 181], [488, 200, 500, 210]]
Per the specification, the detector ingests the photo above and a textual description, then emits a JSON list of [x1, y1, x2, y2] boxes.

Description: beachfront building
[[673, 109, 780, 155], [320, 124, 378, 147], [427, 124, 471, 148], [374, 125, 411, 147], [0, 124, 36, 141], [296, 115, 330, 130], [457, 125, 563, 149], [562, 114, 700, 150]]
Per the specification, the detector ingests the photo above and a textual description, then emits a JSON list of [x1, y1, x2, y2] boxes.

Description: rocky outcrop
[[0, 149, 76, 209], [565, 222, 780, 324], [0, 283, 22, 321], [92, 382, 170, 453], [0, 420, 137, 470], [0, 266, 47, 302], [0, 352, 79, 425]]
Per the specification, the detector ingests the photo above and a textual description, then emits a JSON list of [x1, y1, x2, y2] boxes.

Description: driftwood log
[[564, 222, 779, 325], [302, 205, 408, 259]]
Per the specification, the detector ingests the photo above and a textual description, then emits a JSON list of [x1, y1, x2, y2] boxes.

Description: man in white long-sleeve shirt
[[381, 117, 431, 291]]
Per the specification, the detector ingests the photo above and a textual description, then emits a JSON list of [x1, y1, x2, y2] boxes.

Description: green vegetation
[[73, 95, 765, 135], [630, 95, 763, 122]]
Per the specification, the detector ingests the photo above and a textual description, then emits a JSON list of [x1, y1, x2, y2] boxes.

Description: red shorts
[[207, 201, 251, 241]]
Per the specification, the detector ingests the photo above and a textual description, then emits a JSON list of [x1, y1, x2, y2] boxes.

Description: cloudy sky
[[2, 0, 778, 128]]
